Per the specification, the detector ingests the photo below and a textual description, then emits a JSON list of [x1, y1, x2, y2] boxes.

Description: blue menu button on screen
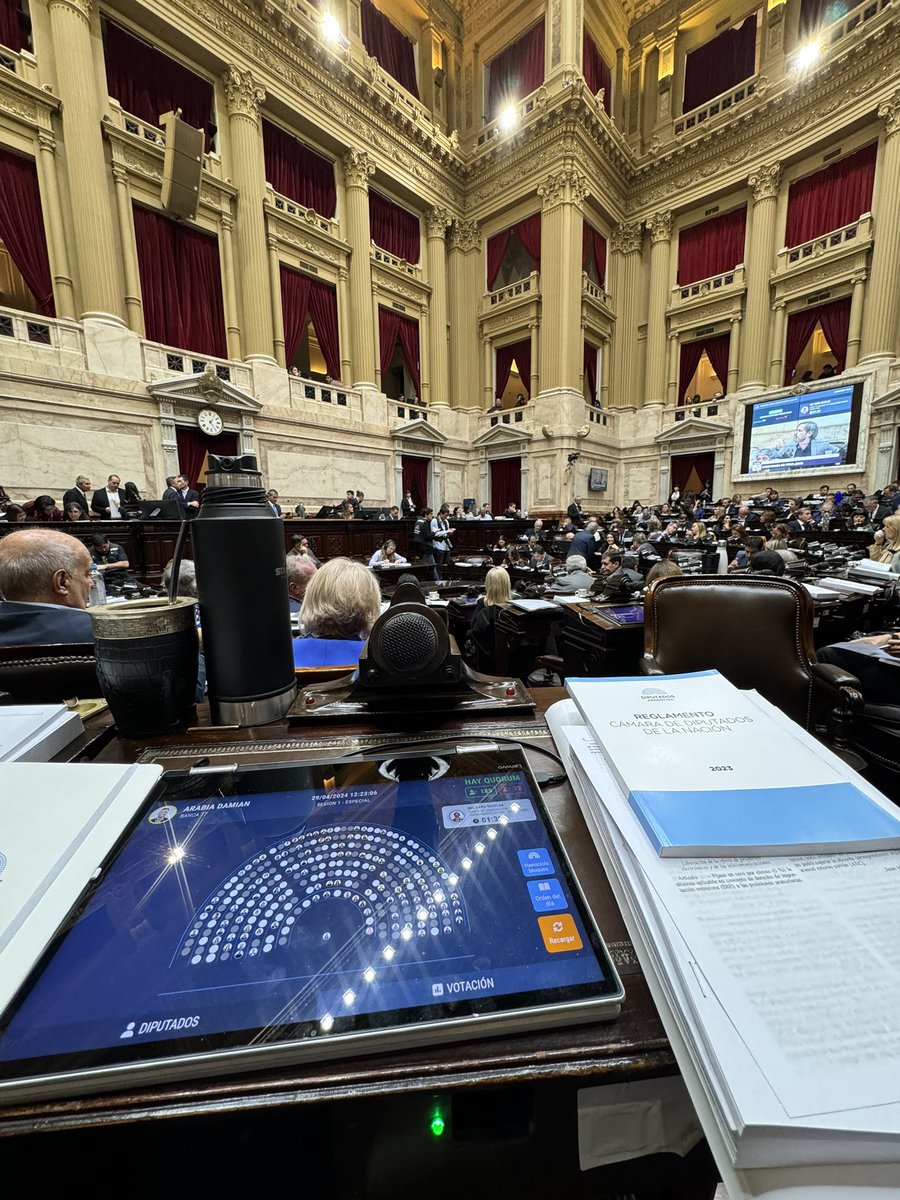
[[526, 878, 567, 912], [517, 848, 553, 877]]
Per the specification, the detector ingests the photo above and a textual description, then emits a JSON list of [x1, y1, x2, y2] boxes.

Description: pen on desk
[[187, 724, 240, 732]]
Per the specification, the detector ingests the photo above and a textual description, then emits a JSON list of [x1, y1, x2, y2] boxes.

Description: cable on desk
[[337, 733, 567, 789]]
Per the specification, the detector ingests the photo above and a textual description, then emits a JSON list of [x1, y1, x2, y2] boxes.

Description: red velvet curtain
[[682, 15, 757, 113], [486, 214, 541, 289], [0, 147, 54, 316], [582, 28, 611, 113], [584, 342, 598, 405], [490, 457, 521, 512], [0, 0, 26, 52], [369, 190, 420, 263], [678, 341, 707, 405], [671, 452, 715, 494], [495, 338, 531, 400], [361, 0, 418, 97], [677, 207, 746, 285], [401, 454, 428, 507], [486, 19, 545, 120], [103, 21, 213, 141], [785, 143, 877, 247], [783, 297, 852, 384], [175, 427, 237, 488], [379, 307, 420, 397], [280, 264, 341, 379], [582, 221, 607, 285], [262, 120, 336, 218], [133, 205, 226, 357], [705, 334, 730, 391], [678, 333, 731, 401]]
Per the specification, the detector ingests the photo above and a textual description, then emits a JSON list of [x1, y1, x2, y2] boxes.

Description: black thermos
[[192, 453, 296, 724]]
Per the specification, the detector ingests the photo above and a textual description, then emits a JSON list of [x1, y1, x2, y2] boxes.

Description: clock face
[[198, 408, 224, 436]]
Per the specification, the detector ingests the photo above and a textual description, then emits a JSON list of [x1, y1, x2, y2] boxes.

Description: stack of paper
[[0, 704, 84, 763], [817, 576, 883, 596], [547, 672, 900, 1188]]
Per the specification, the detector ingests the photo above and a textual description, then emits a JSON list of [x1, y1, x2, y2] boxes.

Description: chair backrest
[[0, 642, 100, 703], [642, 575, 820, 728]]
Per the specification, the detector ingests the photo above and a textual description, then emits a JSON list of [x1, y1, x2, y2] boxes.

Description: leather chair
[[640, 575, 862, 741], [0, 643, 101, 704]]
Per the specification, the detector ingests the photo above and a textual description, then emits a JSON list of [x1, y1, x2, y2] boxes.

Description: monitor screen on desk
[[0, 749, 622, 1101], [741, 381, 863, 475], [599, 604, 645, 625]]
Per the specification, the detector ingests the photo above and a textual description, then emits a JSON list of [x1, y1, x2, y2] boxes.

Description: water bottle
[[88, 564, 107, 607], [716, 539, 728, 575]]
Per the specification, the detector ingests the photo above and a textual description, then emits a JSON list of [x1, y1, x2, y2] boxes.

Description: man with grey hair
[[549, 553, 595, 594], [62, 474, 93, 518], [286, 554, 317, 613], [0, 528, 94, 644], [566, 520, 600, 569]]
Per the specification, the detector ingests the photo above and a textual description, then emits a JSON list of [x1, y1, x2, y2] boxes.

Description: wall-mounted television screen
[[588, 468, 608, 492], [741, 381, 863, 475]]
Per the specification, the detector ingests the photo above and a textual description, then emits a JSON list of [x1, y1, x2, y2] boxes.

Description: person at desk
[[597, 551, 644, 595], [286, 554, 317, 613], [869, 515, 900, 571], [288, 535, 320, 567], [90, 533, 130, 587], [530, 545, 553, 572], [470, 566, 511, 667], [368, 540, 408, 568], [0, 528, 93, 644], [23, 494, 63, 523], [549, 554, 595, 594], [295, 557, 381, 668], [64, 502, 89, 523]]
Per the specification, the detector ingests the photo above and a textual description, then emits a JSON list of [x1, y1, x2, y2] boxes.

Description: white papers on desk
[[546, 698, 900, 1173], [817, 576, 883, 596], [510, 599, 559, 612], [0, 705, 84, 763], [0, 762, 163, 1015], [801, 583, 843, 601]]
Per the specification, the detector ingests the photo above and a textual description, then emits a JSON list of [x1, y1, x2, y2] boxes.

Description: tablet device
[[0, 746, 623, 1102], [601, 604, 645, 625]]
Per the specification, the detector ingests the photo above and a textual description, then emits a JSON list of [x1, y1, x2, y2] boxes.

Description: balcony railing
[[672, 264, 746, 304], [0, 306, 85, 361], [664, 400, 728, 424], [582, 273, 613, 309], [267, 188, 338, 237], [674, 76, 758, 136], [371, 245, 422, 278], [0, 45, 38, 83], [291, 374, 362, 415], [487, 401, 532, 429], [776, 214, 872, 274], [819, 0, 891, 50], [106, 102, 223, 177], [478, 92, 541, 147], [142, 340, 252, 389], [486, 271, 540, 309]]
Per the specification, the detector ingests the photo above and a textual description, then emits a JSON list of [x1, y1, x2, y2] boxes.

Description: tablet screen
[[0, 749, 621, 1097], [602, 604, 645, 625]]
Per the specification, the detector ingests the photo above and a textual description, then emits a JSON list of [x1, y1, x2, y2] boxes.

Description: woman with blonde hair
[[869, 514, 900, 572], [470, 566, 511, 667], [296, 557, 382, 667]]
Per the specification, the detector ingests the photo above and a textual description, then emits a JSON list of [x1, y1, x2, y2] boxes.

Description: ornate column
[[666, 332, 679, 405], [219, 213, 242, 361], [426, 206, 452, 405], [861, 94, 900, 361], [336, 266, 352, 382], [599, 338, 610, 408], [111, 164, 143, 334], [35, 130, 75, 320], [371, 282, 382, 391], [448, 218, 480, 407], [47, 0, 122, 320], [343, 148, 377, 389], [418, 303, 431, 405], [727, 316, 741, 394], [768, 301, 786, 387], [482, 336, 493, 409], [537, 168, 589, 392], [740, 163, 781, 388], [609, 221, 643, 406], [529, 319, 539, 398], [267, 233, 285, 368], [644, 210, 673, 405], [846, 273, 866, 369], [223, 68, 274, 361]]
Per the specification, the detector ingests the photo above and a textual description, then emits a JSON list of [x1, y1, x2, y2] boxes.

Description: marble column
[[336, 266, 352, 383], [343, 148, 377, 389], [768, 301, 786, 387], [268, 233, 285, 368], [861, 94, 900, 360], [846, 273, 866, 369], [219, 213, 242, 361], [727, 317, 741, 394], [599, 339, 610, 408], [644, 210, 673, 405], [609, 221, 643, 406], [549, 0, 581, 77], [448, 218, 480, 407], [537, 168, 589, 392], [666, 332, 679, 405], [111, 164, 143, 334], [529, 320, 539, 399], [426, 206, 452, 406], [223, 67, 274, 361], [35, 130, 75, 320], [47, 0, 122, 320], [740, 163, 782, 388]]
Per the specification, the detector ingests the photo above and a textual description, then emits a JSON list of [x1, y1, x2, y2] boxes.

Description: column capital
[[878, 92, 900, 138], [851, 272, 868, 286], [111, 163, 128, 186], [426, 206, 453, 239], [48, 0, 92, 24], [646, 210, 673, 244], [449, 217, 480, 253], [609, 221, 643, 255], [221, 213, 234, 231], [343, 148, 374, 189], [538, 167, 589, 213], [748, 163, 782, 202], [223, 67, 266, 121], [37, 130, 57, 154]]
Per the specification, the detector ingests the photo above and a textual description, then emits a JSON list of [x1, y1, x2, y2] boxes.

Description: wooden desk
[[561, 603, 646, 678], [0, 695, 719, 1199]]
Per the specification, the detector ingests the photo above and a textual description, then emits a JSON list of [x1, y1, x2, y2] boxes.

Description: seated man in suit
[[0, 528, 94, 644], [90, 473, 126, 519], [548, 554, 595, 594], [286, 554, 317, 614]]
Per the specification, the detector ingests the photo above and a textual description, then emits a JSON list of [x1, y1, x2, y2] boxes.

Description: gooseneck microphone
[[191, 453, 296, 724]]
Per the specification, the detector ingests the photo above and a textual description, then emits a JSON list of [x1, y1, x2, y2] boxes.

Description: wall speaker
[[160, 111, 204, 221]]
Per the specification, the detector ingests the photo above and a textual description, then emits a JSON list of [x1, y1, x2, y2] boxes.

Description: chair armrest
[[810, 661, 864, 704], [640, 655, 665, 676]]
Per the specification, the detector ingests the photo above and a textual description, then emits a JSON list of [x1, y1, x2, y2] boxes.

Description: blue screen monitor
[[741, 380, 863, 475]]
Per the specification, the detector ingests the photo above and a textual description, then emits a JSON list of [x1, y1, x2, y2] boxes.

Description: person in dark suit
[[162, 475, 201, 519], [266, 489, 284, 517], [90, 474, 126, 519], [401, 490, 416, 517], [567, 498, 585, 528], [62, 475, 92, 517], [0, 528, 94, 644], [566, 521, 600, 570]]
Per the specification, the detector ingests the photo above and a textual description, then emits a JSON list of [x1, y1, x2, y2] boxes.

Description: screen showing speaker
[[588, 468, 608, 492], [741, 380, 863, 475]]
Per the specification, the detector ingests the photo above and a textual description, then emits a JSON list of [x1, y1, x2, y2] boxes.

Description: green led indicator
[[429, 1107, 446, 1137]]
